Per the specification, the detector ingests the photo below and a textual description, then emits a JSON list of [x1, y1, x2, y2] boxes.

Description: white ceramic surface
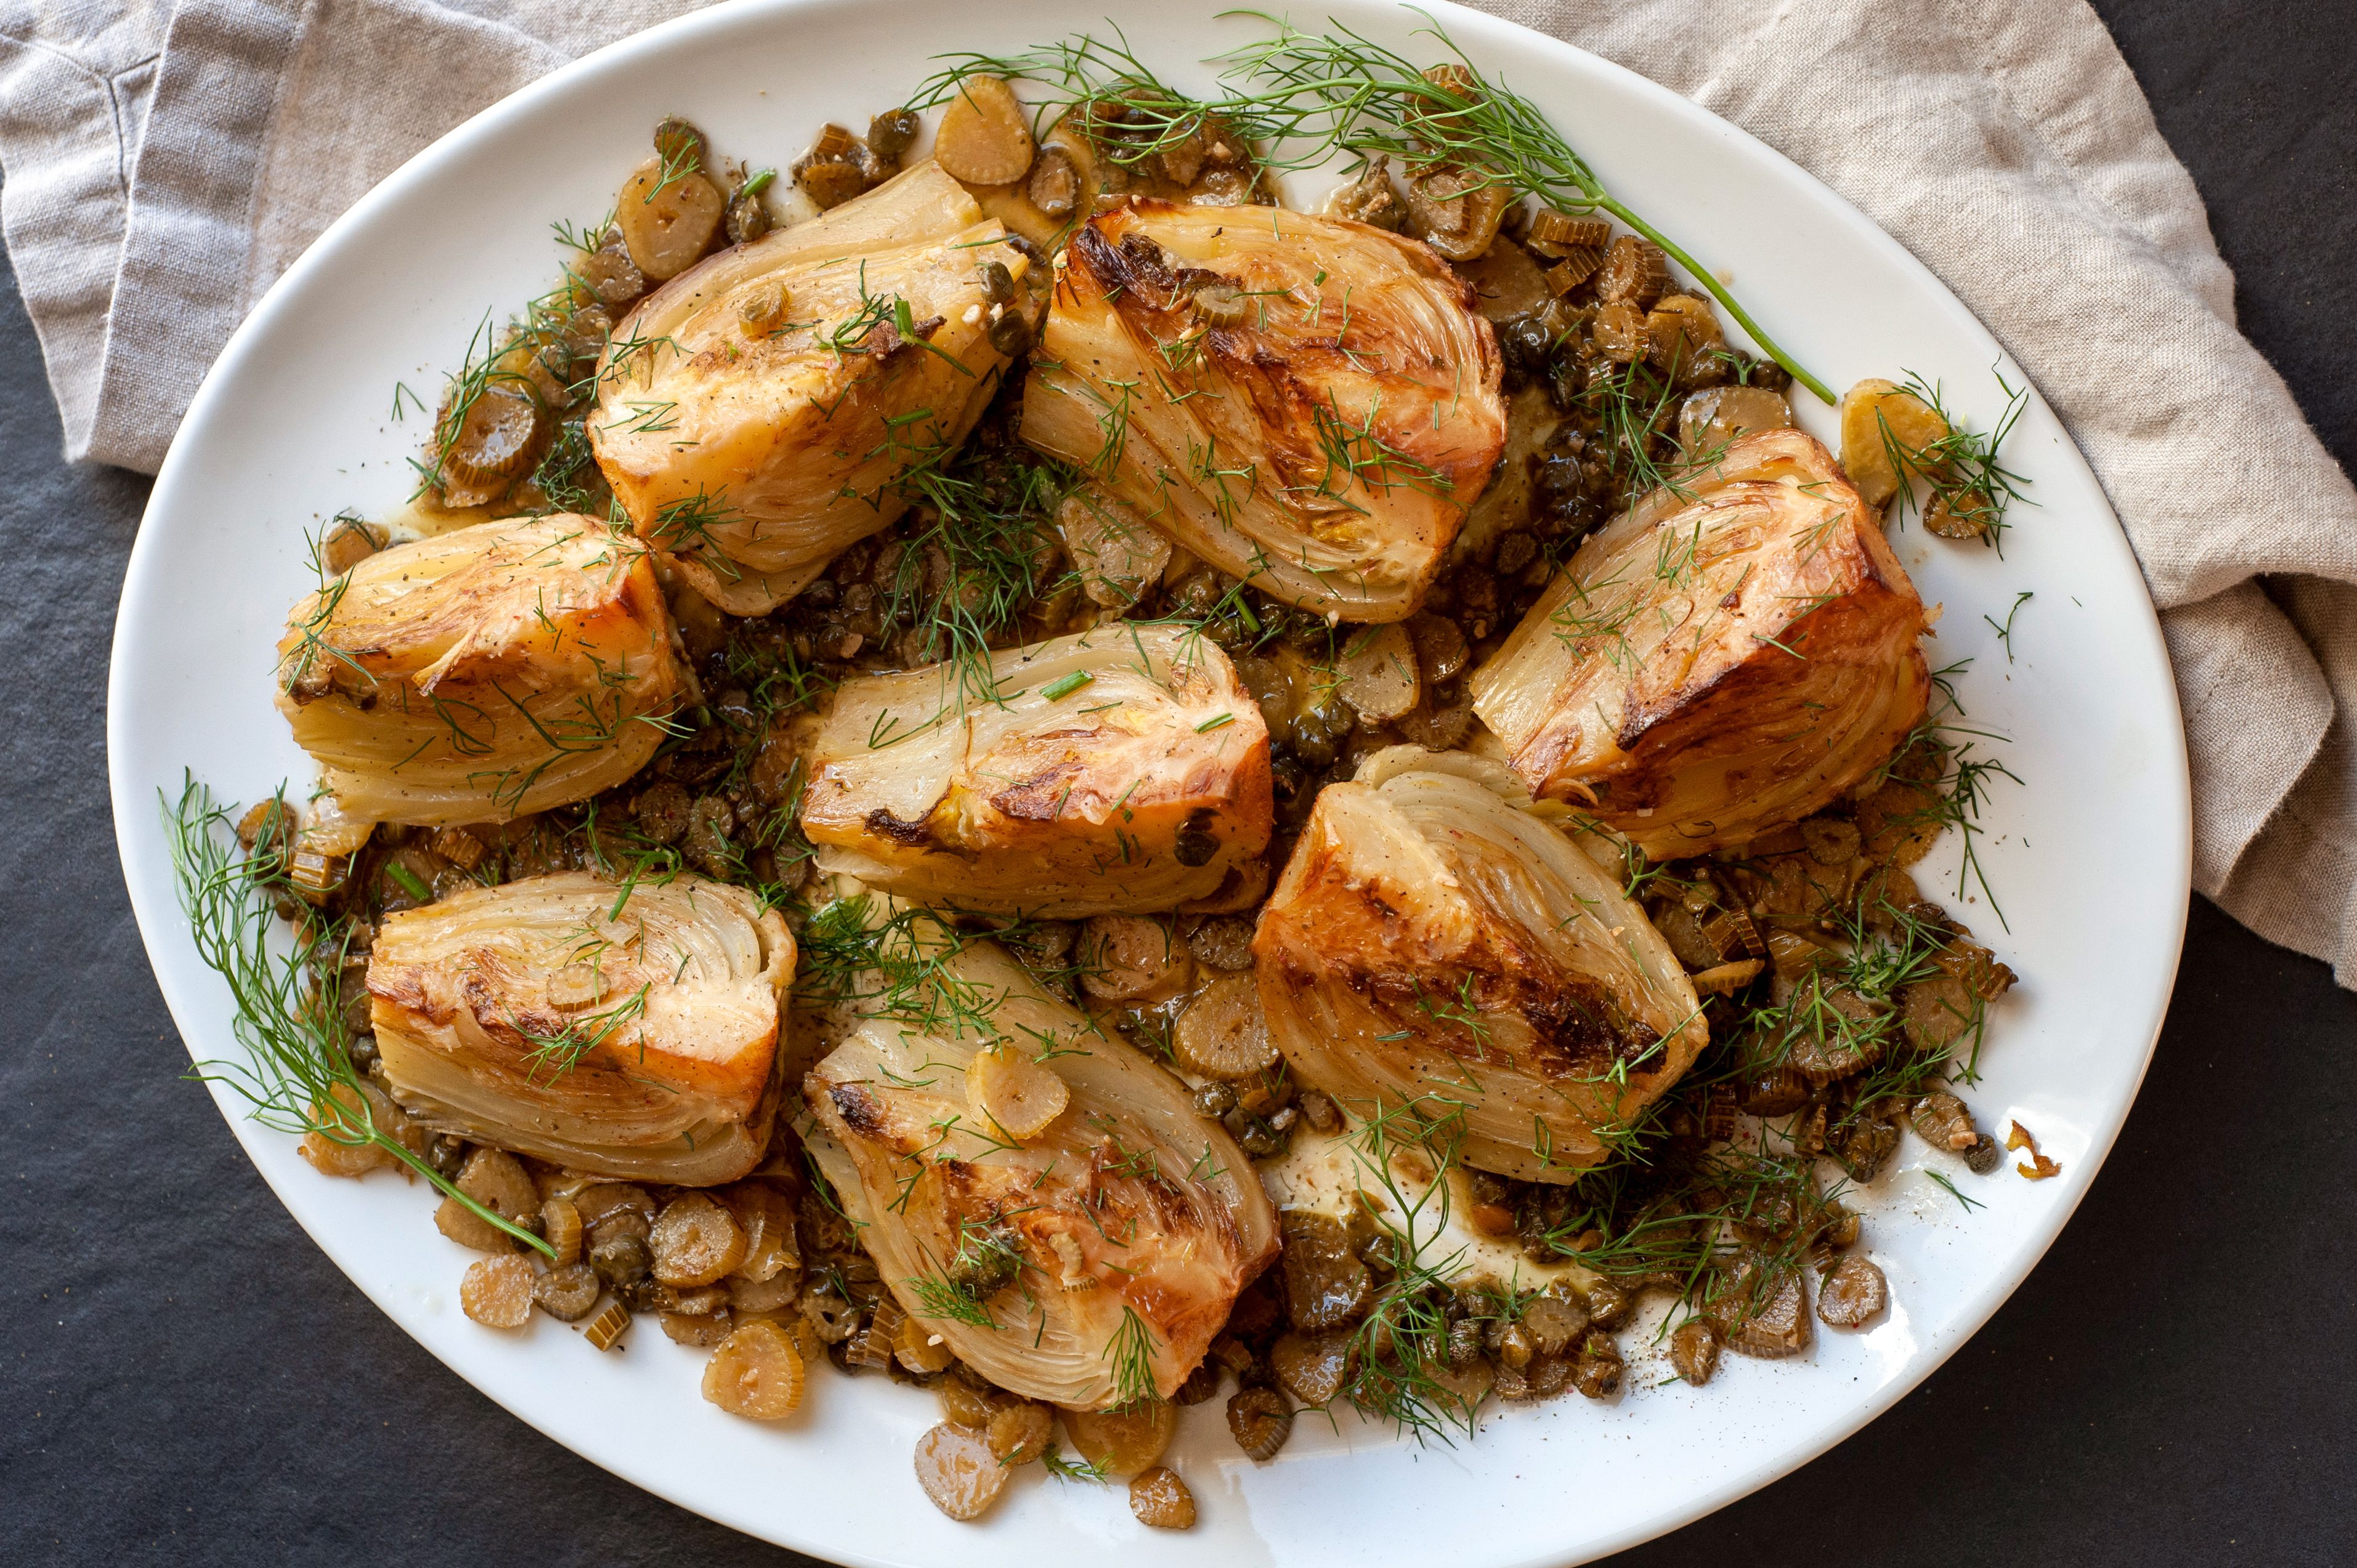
[[107, 2, 2192, 1564]]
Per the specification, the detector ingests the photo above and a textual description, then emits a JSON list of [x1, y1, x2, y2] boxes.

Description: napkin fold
[[4, 0, 2353, 984]]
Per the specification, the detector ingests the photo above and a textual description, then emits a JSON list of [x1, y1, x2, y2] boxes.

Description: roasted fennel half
[[368, 871, 795, 1184], [1254, 750, 1706, 1182], [275, 513, 690, 826], [801, 914, 1278, 1408], [591, 161, 1029, 614], [1021, 201, 1506, 622], [1470, 429, 1932, 857], [798, 625, 1273, 915]]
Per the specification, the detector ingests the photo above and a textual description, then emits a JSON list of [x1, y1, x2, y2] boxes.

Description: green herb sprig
[[1872, 660, 2024, 929], [1325, 1091, 1491, 1440], [1041, 1445, 1114, 1482], [872, 423, 1076, 716], [1880, 368, 2033, 546], [1104, 1303, 1164, 1408], [912, 14, 1831, 403], [796, 897, 1098, 1053], [162, 778, 553, 1257], [510, 982, 653, 1083], [1211, 13, 1832, 403]]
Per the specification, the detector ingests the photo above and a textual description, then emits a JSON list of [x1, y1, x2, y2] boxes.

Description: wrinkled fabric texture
[[0, 0, 704, 463], [1, 0, 2351, 985], [1483, 0, 2357, 990]]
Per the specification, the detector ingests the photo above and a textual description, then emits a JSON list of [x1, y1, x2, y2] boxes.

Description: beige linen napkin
[[3, 0, 2353, 984]]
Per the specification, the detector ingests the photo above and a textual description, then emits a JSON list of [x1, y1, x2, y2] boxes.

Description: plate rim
[[105, 0, 2194, 1562]]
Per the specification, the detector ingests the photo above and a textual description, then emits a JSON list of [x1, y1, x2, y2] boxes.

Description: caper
[[1500, 313, 1554, 379], [1193, 1081, 1239, 1118], [1287, 713, 1338, 769], [1186, 916, 1256, 972], [1173, 822, 1219, 867], [1225, 1107, 1287, 1158], [427, 1134, 466, 1182], [724, 192, 769, 246], [683, 795, 737, 878], [1668, 1319, 1720, 1386], [987, 310, 1032, 357], [1493, 531, 1539, 577], [1572, 1333, 1623, 1399], [1280, 613, 1328, 655], [635, 781, 691, 845], [978, 259, 1018, 304], [590, 1232, 654, 1289], [346, 1032, 380, 1076], [947, 1226, 1022, 1299], [1169, 572, 1220, 616], [653, 115, 710, 172], [1278, 1211, 1372, 1330], [867, 108, 919, 160], [1835, 1117, 1899, 1182], [1583, 1279, 1632, 1330], [1446, 1317, 1485, 1370], [1544, 357, 1585, 414], [1535, 491, 1605, 546], [737, 281, 789, 334], [1533, 453, 1584, 508], [1488, 1320, 1535, 1372]]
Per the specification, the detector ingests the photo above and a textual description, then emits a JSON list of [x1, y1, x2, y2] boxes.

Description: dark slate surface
[[4, 3, 2352, 1561]]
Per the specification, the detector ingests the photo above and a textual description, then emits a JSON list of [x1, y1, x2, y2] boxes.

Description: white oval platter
[[108, 2, 2191, 1564]]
